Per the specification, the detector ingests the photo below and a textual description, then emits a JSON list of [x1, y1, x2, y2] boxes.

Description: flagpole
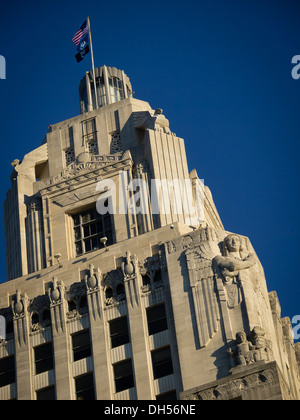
[[87, 16, 99, 109]]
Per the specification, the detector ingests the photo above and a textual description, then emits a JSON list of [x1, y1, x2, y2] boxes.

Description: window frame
[[151, 346, 174, 380], [0, 355, 15, 388], [146, 303, 168, 336], [113, 358, 134, 393], [109, 316, 130, 349], [71, 329, 92, 362], [109, 77, 125, 103], [74, 372, 96, 400], [34, 342, 54, 375], [36, 385, 56, 400], [71, 206, 113, 257]]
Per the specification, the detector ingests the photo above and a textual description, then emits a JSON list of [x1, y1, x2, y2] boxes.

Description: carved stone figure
[[228, 332, 255, 367], [213, 234, 256, 308], [122, 251, 135, 277], [49, 277, 61, 304], [13, 289, 24, 317], [249, 326, 272, 362], [85, 263, 102, 292], [228, 327, 272, 369]]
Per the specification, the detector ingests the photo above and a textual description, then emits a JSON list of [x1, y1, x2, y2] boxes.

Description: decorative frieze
[[181, 362, 291, 400]]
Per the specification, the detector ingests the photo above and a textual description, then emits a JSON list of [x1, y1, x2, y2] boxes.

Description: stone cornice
[[39, 150, 133, 197]]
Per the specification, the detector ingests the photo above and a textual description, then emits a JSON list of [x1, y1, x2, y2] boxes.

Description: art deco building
[[0, 65, 299, 400]]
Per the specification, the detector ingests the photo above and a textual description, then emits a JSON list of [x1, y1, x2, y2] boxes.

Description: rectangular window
[[0, 355, 15, 388], [109, 316, 129, 348], [36, 386, 56, 400], [72, 207, 113, 256], [72, 329, 91, 362], [146, 303, 168, 335], [91, 78, 107, 109], [113, 359, 134, 393], [82, 118, 96, 138], [151, 346, 173, 380], [75, 373, 96, 400], [82, 118, 98, 153], [34, 342, 53, 375], [109, 77, 125, 103]]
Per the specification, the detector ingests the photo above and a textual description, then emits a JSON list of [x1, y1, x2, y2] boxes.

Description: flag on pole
[[72, 20, 90, 62]]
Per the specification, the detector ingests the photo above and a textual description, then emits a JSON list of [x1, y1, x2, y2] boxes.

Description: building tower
[[0, 66, 299, 400]]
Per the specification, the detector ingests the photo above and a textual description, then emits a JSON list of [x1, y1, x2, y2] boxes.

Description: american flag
[[72, 21, 88, 46]]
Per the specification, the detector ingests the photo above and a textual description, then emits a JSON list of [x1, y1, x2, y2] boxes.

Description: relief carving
[[101, 268, 125, 307], [213, 234, 256, 309], [228, 327, 272, 369], [85, 263, 102, 292]]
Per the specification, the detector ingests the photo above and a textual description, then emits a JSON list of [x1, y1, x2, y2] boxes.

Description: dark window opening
[[151, 346, 173, 380], [75, 373, 96, 400], [34, 342, 54, 375], [142, 275, 150, 287], [109, 316, 129, 348], [68, 300, 77, 312], [36, 386, 56, 400], [32, 312, 39, 325], [72, 329, 91, 362], [146, 303, 168, 335], [113, 359, 134, 393], [42, 309, 51, 324], [116, 283, 125, 298], [0, 355, 15, 388], [72, 207, 113, 256], [153, 269, 162, 285], [156, 390, 177, 400], [105, 287, 113, 300]]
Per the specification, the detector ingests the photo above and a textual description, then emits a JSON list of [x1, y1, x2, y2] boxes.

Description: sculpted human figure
[[228, 327, 272, 368], [249, 326, 272, 362], [228, 331, 255, 367], [213, 234, 257, 308]]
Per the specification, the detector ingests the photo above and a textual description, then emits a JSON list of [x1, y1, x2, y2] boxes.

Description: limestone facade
[[0, 66, 299, 400]]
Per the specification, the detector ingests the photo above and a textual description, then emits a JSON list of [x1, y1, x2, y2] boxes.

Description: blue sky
[[0, 0, 299, 338]]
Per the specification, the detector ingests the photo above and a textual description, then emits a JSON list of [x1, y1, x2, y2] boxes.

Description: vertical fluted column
[[12, 289, 33, 400], [85, 264, 111, 399], [49, 277, 72, 400], [25, 197, 46, 274], [122, 252, 152, 399]]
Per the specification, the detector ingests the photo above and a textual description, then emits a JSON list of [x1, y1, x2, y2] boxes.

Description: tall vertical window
[[91, 77, 107, 108], [113, 359, 134, 393], [151, 346, 173, 380], [109, 77, 125, 103], [109, 316, 130, 348], [82, 118, 98, 155], [0, 355, 15, 388], [34, 342, 54, 375], [75, 373, 96, 400], [72, 207, 113, 256], [146, 303, 168, 335], [72, 329, 91, 362]]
